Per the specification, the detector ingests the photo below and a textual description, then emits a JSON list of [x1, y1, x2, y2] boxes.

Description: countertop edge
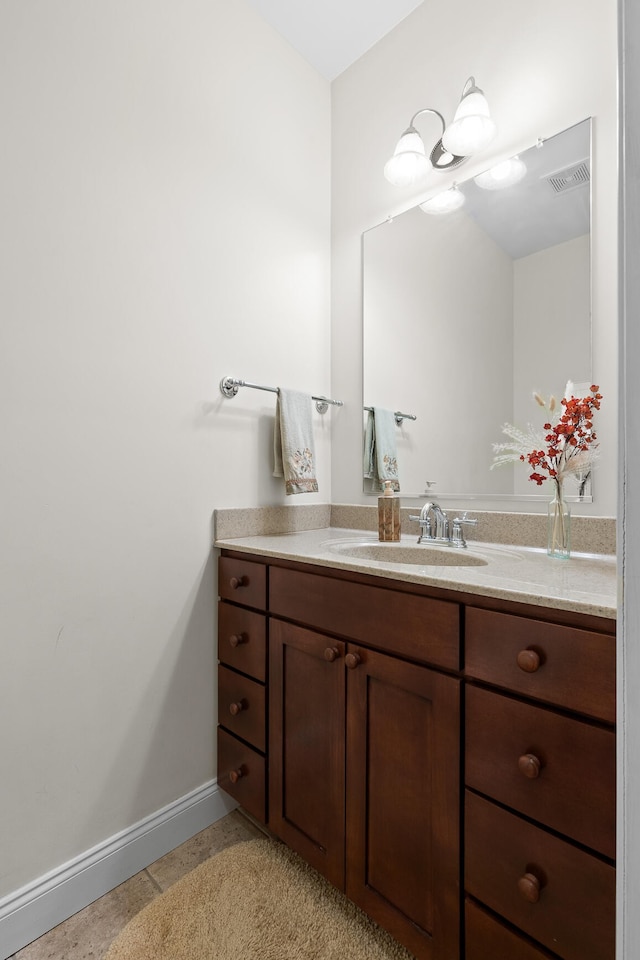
[[214, 529, 617, 621]]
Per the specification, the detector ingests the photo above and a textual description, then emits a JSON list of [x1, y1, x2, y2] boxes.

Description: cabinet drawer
[[465, 791, 615, 960], [270, 566, 460, 670], [465, 899, 557, 960], [217, 727, 266, 824], [218, 556, 267, 610], [465, 607, 615, 722], [218, 602, 267, 681], [218, 664, 266, 752], [466, 685, 615, 858]]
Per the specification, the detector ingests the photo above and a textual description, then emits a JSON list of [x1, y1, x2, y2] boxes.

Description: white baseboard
[[0, 779, 238, 959]]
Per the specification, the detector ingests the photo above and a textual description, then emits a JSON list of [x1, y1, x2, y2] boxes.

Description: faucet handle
[[453, 512, 477, 527], [451, 514, 478, 547]]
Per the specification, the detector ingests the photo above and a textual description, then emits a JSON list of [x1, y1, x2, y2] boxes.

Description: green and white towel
[[363, 407, 400, 491], [274, 389, 319, 495]]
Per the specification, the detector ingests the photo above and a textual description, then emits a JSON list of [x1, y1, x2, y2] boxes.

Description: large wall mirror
[[363, 118, 592, 500]]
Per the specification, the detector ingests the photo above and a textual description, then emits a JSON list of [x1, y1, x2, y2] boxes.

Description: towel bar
[[220, 377, 343, 415], [364, 406, 417, 426]]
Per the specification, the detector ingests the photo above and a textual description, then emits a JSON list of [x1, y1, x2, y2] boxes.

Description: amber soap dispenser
[[378, 480, 401, 541]]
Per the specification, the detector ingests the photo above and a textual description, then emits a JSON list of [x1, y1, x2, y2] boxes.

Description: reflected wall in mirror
[[363, 118, 592, 500]]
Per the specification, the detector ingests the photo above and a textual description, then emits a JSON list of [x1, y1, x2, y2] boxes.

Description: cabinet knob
[[229, 633, 246, 648], [324, 646, 340, 662], [517, 871, 542, 903], [229, 700, 246, 716], [229, 767, 244, 784], [518, 753, 542, 779], [345, 652, 362, 670], [517, 648, 541, 673], [229, 575, 248, 589]]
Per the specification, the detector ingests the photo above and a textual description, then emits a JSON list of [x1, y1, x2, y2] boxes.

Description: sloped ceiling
[[245, 0, 424, 80]]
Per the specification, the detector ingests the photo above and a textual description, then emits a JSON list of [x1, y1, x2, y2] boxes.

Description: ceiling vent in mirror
[[544, 159, 590, 194]]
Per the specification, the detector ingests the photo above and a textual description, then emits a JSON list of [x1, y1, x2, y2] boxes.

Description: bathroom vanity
[[215, 525, 616, 960]]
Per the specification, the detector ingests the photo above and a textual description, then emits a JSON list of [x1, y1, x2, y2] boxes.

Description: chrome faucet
[[409, 503, 478, 548], [426, 501, 449, 541]]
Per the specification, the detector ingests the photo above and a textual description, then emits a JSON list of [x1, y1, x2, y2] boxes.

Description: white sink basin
[[325, 539, 489, 567]]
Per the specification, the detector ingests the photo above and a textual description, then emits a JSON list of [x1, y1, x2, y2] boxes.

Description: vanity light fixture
[[419, 184, 465, 215], [474, 155, 527, 190], [384, 76, 497, 187]]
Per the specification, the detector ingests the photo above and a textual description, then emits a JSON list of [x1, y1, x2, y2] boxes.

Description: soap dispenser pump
[[378, 480, 401, 542]]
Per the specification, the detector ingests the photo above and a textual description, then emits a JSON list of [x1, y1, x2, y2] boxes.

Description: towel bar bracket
[[394, 412, 417, 426], [220, 376, 240, 399]]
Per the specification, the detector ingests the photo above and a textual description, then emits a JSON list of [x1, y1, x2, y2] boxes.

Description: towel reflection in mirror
[[364, 407, 400, 492]]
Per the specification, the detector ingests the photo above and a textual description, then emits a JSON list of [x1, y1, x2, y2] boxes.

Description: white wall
[[0, 0, 330, 898], [331, 0, 618, 515]]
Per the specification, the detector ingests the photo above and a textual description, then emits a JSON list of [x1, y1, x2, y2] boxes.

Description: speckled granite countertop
[[214, 526, 617, 620]]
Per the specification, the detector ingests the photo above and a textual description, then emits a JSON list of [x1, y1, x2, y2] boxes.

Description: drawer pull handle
[[517, 871, 542, 903], [229, 576, 248, 589], [229, 633, 247, 648], [229, 700, 247, 716], [517, 649, 541, 673], [518, 753, 542, 779], [324, 646, 340, 662], [345, 653, 361, 670], [229, 767, 244, 784]]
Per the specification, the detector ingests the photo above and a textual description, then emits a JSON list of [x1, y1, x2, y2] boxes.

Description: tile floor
[[8, 809, 265, 960]]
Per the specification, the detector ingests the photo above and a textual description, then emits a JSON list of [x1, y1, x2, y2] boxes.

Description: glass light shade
[[442, 84, 497, 157], [419, 185, 465, 215], [384, 128, 430, 186], [474, 156, 527, 190]]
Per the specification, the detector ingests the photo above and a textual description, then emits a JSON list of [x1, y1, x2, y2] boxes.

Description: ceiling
[[245, 0, 424, 81]]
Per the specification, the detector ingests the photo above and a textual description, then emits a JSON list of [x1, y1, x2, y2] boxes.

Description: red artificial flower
[[518, 385, 602, 488]]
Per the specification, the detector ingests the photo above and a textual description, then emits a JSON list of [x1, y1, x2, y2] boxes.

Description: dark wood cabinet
[[216, 549, 616, 960]]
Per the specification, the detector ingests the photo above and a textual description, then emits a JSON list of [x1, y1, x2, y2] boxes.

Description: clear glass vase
[[547, 482, 571, 559]]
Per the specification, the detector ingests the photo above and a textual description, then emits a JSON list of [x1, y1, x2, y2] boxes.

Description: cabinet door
[[269, 619, 346, 889], [346, 645, 461, 960]]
